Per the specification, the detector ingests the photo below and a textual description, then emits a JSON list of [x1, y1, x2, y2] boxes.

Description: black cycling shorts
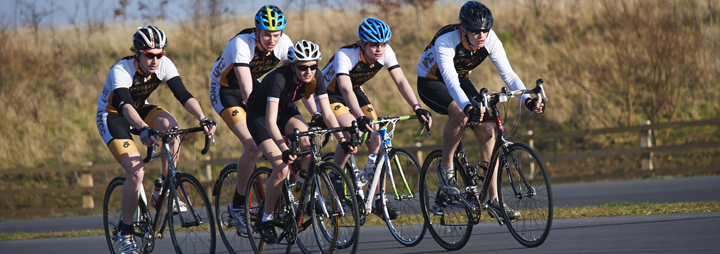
[[246, 103, 302, 146], [417, 76, 479, 115]]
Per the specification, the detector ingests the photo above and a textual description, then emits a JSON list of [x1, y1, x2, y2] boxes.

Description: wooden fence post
[[640, 120, 654, 170], [413, 142, 423, 163], [80, 161, 94, 209], [527, 130, 535, 180]]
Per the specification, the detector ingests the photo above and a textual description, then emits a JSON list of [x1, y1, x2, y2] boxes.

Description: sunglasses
[[469, 29, 490, 35], [295, 64, 318, 71], [139, 50, 165, 59]]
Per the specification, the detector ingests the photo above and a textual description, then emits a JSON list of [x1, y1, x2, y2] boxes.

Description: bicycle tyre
[[382, 148, 427, 246], [312, 162, 360, 254], [214, 163, 256, 254], [419, 149, 473, 251], [321, 152, 368, 227], [103, 176, 153, 254], [167, 173, 216, 254], [245, 167, 292, 254], [496, 143, 553, 247]]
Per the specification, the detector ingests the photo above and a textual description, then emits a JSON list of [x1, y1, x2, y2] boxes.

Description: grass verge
[[2, 201, 718, 241]]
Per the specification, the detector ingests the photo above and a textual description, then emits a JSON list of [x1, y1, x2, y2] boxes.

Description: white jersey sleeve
[[274, 34, 293, 61], [485, 30, 529, 102], [157, 57, 180, 82], [381, 45, 400, 69], [435, 32, 472, 111], [335, 49, 355, 75]]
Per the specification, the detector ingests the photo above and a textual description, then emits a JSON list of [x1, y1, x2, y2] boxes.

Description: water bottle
[[151, 177, 163, 209], [363, 153, 377, 182], [293, 170, 307, 198]]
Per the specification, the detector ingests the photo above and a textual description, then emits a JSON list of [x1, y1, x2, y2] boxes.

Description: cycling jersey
[[321, 43, 400, 94], [416, 24, 528, 111], [210, 28, 293, 128], [246, 65, 328, 146], [96, 55, 191, 162], [246, 65, 328, 117]]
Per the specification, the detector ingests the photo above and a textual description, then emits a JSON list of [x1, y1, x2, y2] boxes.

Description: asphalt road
[[1, 176, 719, 253]]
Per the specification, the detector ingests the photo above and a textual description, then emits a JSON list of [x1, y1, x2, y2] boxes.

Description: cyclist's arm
[[485, 30, 530, 103], [337, 75, 364, 118], [301, 94, 318, 114], [121, 104, 148, 131], [234, 66, 254, 102], [436, 38, 472, 112], [265, 101, 289, 151], [388, 67, 421, 111]]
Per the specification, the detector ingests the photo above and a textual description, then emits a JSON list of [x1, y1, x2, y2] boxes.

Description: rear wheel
[[167, 173, 216, 254], [313, 162, 360, 253], [245, 167, 292, 254], [382, 148, 426, 246], [497, 143, 553, 247], [419, 149, 473, 251]]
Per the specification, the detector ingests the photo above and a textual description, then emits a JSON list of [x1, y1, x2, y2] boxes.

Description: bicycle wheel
[[103, 177, 153, 254], [497, 143, 553, 247], [381, 148, 427, 246], [214, 163, 256, 254], [312, 162, 360, 254], [167, 173, 216, 254], [419, 149, 473, 251], [245, 167, 292, 254], [321, 152, 367, 227]]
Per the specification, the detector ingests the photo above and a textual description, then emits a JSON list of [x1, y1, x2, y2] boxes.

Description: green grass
[[2, 201, 718, 241]]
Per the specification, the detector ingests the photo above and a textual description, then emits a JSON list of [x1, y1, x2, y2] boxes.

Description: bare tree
[[138, 0, 170, 24], [114, 0, 131, 26], [19, 0, 53, 46]]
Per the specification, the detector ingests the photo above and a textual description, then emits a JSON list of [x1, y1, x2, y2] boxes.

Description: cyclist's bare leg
[[284, 116, 312, 172], [443, 101, 468, 168], [471, 123, 498, 199], [152, 112, 179, 177], [231, 120, 259, 196], [258, 140, 290, 215], [120, 153, 146, 224], [333, 113, 358, 167]]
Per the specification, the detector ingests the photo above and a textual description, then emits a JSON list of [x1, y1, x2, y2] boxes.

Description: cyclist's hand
[[525, 98, 545, 114], [415, 107, 432, 128], [199, 118, 217, 136], [139, 127, 158, 147], [340, 140, 358, 154], [309, 112, 327, 129], [464, 105, 484, 122], [282, 150, 296, 164], [356, 116, 374, 133]]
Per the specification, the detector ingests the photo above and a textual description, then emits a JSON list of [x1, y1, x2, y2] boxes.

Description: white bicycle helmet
[[287, 40, 322, 63], [133, 26, 167, 50]]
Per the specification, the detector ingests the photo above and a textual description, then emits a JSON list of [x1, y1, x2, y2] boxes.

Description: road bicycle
[[322, 115, 429, 248], [243, 123, 362, 254], [103, 124, 216, 254], [419, 79, 553, 250]]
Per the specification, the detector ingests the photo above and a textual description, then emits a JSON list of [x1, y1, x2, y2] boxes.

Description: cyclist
[[96, 26, 216, 254], [244, 40, 357, 243], [209, 5, 310, 234], [415, 1, 544, 219], [321, 18, 432, 219]]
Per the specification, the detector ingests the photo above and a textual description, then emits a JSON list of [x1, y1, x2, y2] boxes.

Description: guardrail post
[[200, 155, 212, 194], [80, 162, 94, 209], [412, 142, 423, 162], [640, 120, 654, 170]]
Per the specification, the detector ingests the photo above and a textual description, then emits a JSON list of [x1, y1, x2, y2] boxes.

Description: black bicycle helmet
[[133, 26, 167, 50], [459, 1, 493, 31]]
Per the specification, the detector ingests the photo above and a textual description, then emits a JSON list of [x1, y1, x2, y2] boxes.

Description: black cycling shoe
[[372, 198, 400, 220], [255, 220, 278, 244], [487, 199, 521, 221]]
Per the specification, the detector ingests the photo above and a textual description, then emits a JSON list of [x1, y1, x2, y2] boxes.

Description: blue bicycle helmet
[[255, 5, 286, 31], [357, 18, 392, 43]]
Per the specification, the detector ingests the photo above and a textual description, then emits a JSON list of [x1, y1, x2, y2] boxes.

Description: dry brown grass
[[0, 0, 718, 169]]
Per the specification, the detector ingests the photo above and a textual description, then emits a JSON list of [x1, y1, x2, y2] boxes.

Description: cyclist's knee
[[299, 136, 311, 151], [242, 142, 260, 158], [449, 112, 468, 126], [153, 113, 179, 131]]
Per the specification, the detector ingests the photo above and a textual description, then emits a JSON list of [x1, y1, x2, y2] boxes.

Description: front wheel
[[382, 148, 427, 246], [419, 149, 473, 251], [313, 162, 360, 253], [497, 143, 553, 247], [214, 163, 255, 254], [245, 167, 292, 254], [167, 173, 216, 254], [103, 177, 153, 254]]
